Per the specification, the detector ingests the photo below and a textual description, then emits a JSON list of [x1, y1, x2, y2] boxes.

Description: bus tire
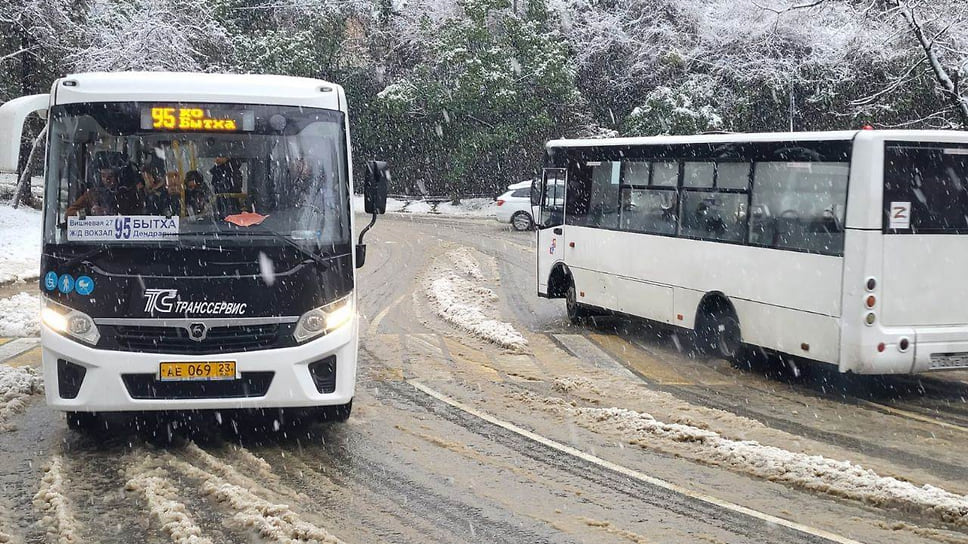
[[66, 411, 100, 432], [695, 307, 742, 361], [317, 400, 352, 423], [565, 284, 589, 324], [511, 211, 534, 231]]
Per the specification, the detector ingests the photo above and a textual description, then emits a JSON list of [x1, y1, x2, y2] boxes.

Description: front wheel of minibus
[[316, 400, 352, 423], [66, 411, 101, 432], [565, 284, 590, 324]]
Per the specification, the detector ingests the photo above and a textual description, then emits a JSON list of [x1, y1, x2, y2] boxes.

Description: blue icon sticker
[[58, 274, 75, 294], [75, 275, 95, 296], [44, 271, 58, 291]]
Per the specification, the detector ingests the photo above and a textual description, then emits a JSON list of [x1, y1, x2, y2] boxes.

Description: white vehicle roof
[[51, 72, 345, 111], [546, 129, 968, 148], [507, 180, 532, 190]]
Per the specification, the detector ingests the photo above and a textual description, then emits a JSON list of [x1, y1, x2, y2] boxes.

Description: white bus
[[0, 72, 389, 429], [534, 130, 968, 375]]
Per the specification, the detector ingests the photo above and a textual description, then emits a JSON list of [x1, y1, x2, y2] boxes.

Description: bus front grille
[[110, 324, 283, 354], [122, 372, 274, 399]]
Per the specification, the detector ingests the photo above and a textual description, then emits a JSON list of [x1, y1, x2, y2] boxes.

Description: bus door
[[536, 167, 566, 296]]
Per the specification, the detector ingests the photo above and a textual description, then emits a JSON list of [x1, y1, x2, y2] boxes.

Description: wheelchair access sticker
[[67, 216, 179, 241], [44, 271, 58, 291]]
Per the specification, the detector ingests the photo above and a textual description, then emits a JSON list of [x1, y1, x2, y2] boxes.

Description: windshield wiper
[[209, 230, 329, 265], [61, 246, 113, 270]]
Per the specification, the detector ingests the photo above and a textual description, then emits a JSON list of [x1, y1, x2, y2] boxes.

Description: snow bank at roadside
[[424, 247, 526, 350], [0, 363, 43, 431], [0, 293, 41, 337], [0, 205, 42, 284], [0, 173, 44, 202], [535, 387, 968, 527], [352, 195, 496, 217], [33, 456, 81, 544]]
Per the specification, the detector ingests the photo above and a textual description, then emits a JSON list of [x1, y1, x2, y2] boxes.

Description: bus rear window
[[884, 143, 968, 234]]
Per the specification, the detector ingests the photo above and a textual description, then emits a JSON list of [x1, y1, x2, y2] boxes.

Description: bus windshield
[[43, 102, 351, 253]]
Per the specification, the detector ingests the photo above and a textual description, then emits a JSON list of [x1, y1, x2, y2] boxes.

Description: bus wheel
[[511, 211, 533, 231], [66, 411, 100, 432], [696, 309, 742, 360], [317, 400, 352, 423], [565, 284, 588, 324]]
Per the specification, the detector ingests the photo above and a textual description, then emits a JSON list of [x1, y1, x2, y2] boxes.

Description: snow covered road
[[1, 214, 968, 544]]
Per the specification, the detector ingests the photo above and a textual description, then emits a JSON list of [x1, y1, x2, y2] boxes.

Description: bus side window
[[567, 161, 620, 229], [750, 162, 849, 255]]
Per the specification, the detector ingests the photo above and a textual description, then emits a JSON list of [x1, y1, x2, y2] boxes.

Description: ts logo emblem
[[144, 288, 177, 313], [549, 238, 557, 255]]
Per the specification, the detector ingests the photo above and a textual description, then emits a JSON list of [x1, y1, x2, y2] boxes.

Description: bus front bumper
[[40, 321, 357, 412]]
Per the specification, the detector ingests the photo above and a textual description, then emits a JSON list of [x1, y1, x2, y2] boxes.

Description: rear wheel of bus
[[695, 304, 743, 361]]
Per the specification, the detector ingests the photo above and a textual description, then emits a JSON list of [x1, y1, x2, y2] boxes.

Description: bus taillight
[[865, 295, 876, 308]]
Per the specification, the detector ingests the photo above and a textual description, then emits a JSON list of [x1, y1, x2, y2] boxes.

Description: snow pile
[[551, 376, 601, 395], [424, 247, 527, 350], [0, 363, 44, 431], [168, 454, 344, 544], [433, 198, 497, 217], [0, 293, 41, 337], [352, 194, 496, 217], [0, 206, 42, 284], [33, 456, 81, 544], [0, 174, 44, 202], [125, 458, 213, 544], [405, 200, 433, 214], [545, 397, 968, 526]]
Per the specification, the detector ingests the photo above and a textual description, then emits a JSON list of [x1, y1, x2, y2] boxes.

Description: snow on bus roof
[[53, 72, 344, 109], [547, 130, 968, 148], [546, 131, 859, 148]]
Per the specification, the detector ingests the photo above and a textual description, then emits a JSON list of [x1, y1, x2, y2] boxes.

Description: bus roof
[[546, 130, 968, 149], [52, 72, 344, 111]]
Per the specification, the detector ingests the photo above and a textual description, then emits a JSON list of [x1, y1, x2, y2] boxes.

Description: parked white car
[[495, 180, 537, 230]]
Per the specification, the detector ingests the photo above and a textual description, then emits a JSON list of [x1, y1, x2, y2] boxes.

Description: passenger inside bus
[[184, 170, 212, 217], [65, 166, 141, 217], [141, 161, 177, 216]]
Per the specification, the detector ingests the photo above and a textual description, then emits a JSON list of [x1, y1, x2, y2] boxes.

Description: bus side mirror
[[364, 161, 390, 214], [0, 93, 50, 172], [530, 177, 541, 207]]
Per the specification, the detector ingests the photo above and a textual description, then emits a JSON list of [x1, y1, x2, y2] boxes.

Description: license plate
[[159, 361, 237, 381]]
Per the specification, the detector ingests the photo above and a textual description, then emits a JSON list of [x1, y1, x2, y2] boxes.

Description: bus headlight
[[293, 295, 354, 343], [41, 301, 100, 345]]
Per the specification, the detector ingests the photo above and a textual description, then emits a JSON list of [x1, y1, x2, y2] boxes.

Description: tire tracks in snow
[[32, 456, 81, 544], [164, 447, 345, 544]]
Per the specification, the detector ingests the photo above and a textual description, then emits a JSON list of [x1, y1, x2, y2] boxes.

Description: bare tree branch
[[892, 0, 968, 126]]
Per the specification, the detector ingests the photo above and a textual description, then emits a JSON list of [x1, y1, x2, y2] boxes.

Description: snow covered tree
[[0, 0, 79, 206], [624, 80, 724, 136], [374, 0, 582, 195], [69, 0, 232, 72]]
